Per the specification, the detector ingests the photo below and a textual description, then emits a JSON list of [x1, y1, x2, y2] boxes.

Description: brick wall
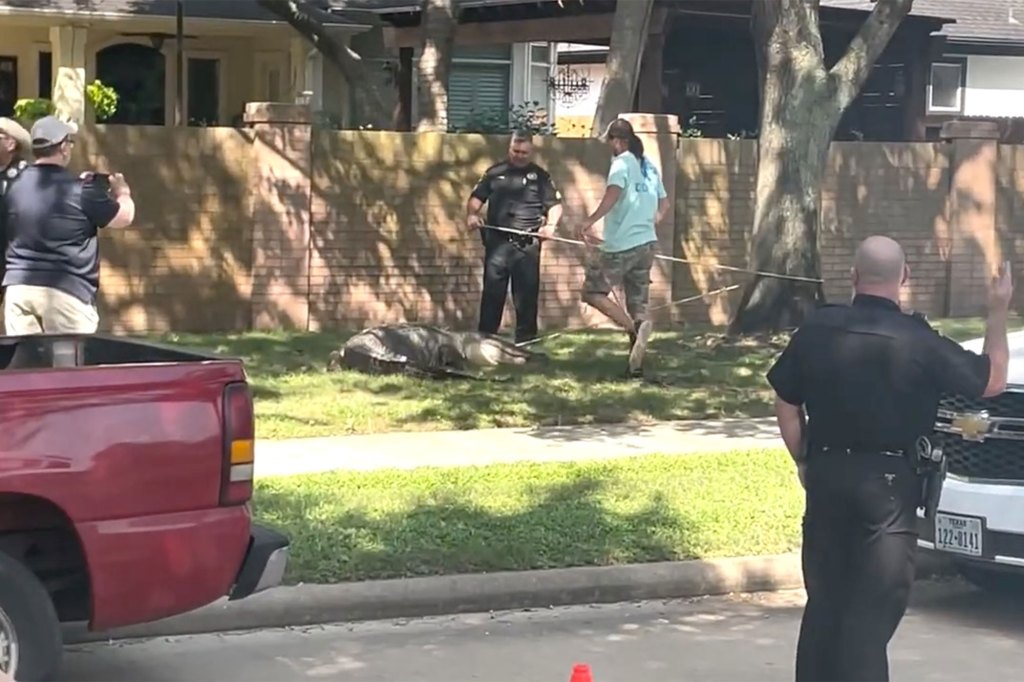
[[307, 129, 623, 332], [71, 125, 254, 333], [70, 108, 1020, 334]]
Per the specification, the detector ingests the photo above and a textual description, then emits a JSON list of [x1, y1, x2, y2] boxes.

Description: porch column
[[49, 25, 88, 124], [289, 37, 311, 104]]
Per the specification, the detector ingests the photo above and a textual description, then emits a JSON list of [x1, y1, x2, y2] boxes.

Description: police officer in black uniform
[[465, 131, 562, 344], [767, 235, 1012, 682], [0, 117, 30, 285]]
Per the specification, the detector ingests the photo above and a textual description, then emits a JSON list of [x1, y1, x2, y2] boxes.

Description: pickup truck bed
[[0, 333, 288, 681]]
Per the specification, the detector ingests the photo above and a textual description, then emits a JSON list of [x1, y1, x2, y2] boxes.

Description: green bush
[[85, 80, 118, 122], [13, 98, 55, 127], [450, 101, 557, 136]]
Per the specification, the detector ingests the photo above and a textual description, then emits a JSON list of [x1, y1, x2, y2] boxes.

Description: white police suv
[[917, 330, 1024, 590]]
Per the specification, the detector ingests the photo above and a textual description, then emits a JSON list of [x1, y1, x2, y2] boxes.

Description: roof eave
[[942, 35, 1024, 49], [0, 5, 371, 31]]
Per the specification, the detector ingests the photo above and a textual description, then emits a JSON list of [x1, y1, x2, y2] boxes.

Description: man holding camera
[[2, 115, 135, 334]]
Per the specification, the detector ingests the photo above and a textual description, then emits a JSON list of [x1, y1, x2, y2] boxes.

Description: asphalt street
[[60, 578, 1024, 681]]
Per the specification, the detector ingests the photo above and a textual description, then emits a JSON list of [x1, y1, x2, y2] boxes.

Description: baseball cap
[[603, 118, 634, 141], [30, 115, 77, 149]]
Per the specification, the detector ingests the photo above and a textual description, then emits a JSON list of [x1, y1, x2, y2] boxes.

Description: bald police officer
[[465, 131, 562, 345], [767, 235, 1012, 682]]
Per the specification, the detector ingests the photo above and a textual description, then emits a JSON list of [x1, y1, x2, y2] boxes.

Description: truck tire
[[0, 550, 62, 681]]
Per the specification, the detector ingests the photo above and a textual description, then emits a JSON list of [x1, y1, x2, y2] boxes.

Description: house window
[[448, 44, 512, 130], [526, 42, 554, 113], [187, 57, 220, 126], [0, 57, 16, 118], [928, 61, 965, 114], [38, 51, 52, 99]]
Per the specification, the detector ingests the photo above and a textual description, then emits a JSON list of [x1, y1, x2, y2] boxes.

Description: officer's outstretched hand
[[989, 260, 1013, 311]]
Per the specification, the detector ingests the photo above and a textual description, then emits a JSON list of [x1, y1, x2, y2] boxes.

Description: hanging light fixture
[[548, 64, 592, 106]]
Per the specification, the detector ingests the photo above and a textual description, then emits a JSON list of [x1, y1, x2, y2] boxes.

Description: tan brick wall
[[58, 115, 1024, 334], [308, 130, 623, 332], [71, 125, 254, 333], [675, 139, 956, 324], [997, 144, 1024, 317]]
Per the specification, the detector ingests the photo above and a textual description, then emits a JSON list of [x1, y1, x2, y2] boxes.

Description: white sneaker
[[628, 319, 653, 374]]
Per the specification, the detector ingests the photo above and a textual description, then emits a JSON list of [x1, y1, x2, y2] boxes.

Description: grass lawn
[[252, 448, 803, 585], [155, 316, 1017, 440]]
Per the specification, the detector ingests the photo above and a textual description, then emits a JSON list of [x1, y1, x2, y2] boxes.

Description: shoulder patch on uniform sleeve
[[906, 310, 933, 329]]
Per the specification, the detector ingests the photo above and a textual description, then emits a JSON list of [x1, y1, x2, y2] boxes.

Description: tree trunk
[[256, 0, 391, 129], [416, 0, 460, 132], [728, 0, 914, 334], [590, 0, 655, 137]]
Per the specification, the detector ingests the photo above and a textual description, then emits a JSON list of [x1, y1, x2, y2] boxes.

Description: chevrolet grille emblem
[[952, 411, 992, 442]]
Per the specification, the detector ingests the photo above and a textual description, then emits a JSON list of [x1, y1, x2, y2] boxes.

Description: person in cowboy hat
[[0, 117, 30, 195]]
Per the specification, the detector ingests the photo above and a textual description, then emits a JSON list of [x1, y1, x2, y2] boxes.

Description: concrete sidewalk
[[253, 417, 782, 478]]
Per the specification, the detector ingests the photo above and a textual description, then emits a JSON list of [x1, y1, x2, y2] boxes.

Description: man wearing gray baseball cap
[[1, 115, 135, 334]]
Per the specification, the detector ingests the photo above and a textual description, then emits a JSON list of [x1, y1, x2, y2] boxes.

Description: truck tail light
[[221, 381, 255, 506]]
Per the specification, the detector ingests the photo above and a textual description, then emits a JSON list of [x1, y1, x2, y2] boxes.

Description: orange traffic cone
[[570, 663, 593, 682]]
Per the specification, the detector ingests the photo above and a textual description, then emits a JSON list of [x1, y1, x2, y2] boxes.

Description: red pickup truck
[[0, 333, 289, 681]]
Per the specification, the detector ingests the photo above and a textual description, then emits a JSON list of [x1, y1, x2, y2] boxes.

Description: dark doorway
[[0, 57, 17, 118], [96, 43, 166, 125], [187, 57, 219, 126]]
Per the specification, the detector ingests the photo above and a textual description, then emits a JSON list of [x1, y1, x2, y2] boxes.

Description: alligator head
[[458, 332, 547, 367]]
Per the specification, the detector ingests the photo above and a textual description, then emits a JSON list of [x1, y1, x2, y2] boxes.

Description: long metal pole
[[479, 223, 825, 284]]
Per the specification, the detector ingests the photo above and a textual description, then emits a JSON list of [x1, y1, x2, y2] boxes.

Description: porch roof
[[0, 0, 366, 27], [338, 0, 954, 32]]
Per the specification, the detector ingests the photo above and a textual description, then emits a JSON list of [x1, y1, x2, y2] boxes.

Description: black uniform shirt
[[3, 165, 120, 304], [470, 161, 561, 232], [767, 294, 993, 452]]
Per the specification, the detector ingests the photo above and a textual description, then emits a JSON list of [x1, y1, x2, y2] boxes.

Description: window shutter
[[448, 63, 510, 129]]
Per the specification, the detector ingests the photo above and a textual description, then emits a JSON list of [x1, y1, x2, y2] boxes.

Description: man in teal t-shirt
[[577, 118, 669, 377]]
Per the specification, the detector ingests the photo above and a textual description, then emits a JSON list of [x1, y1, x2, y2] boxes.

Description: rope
[[514, 284, 743, 347], [481, 224, 825, 284]]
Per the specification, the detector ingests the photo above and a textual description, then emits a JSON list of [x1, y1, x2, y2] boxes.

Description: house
[[335, 0, 953, 141], [903, 0, 1024, 140], [0, 0, 369, 127], [552, 0, 1024, 141], [339, 0, 573, 132]]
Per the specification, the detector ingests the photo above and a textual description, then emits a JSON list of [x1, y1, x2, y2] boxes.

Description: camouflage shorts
[[582, 241, 657, 319]]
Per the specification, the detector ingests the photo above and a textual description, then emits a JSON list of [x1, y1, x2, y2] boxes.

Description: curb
[[64, 553, 804, 644], [62, 550, 955, 645]]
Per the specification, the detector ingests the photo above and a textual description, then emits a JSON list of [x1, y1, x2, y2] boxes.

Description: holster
[[912, 435, 946, 519], [920, 457, 947, 520]]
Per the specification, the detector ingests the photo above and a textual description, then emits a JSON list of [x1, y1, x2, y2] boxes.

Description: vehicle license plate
[[934, 513, 983, 557]]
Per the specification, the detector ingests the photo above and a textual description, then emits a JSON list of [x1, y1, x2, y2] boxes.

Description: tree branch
[[256, 0, 390, 127], [828, 0, 914, 111]]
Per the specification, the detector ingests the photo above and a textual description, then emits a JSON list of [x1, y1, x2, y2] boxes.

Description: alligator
[[328, 324, 547, 380]]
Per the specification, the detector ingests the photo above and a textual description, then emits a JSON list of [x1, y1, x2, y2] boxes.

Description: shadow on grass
[[152, 318, 1012, 439], [254, 473, 704, 585]]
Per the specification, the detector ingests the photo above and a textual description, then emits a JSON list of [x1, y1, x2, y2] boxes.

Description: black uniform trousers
[[478, 231, 541, 343], [796, 449, 921, 682]]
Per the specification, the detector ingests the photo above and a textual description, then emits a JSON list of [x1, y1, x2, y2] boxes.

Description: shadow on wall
[[68, 118, 1010, 335], [71, 124, 264, 333], [821, 141, 953, 314], [995, 144, 1024, 319], [306, 130, 618, 332], [671, 135, 1001, 324]]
